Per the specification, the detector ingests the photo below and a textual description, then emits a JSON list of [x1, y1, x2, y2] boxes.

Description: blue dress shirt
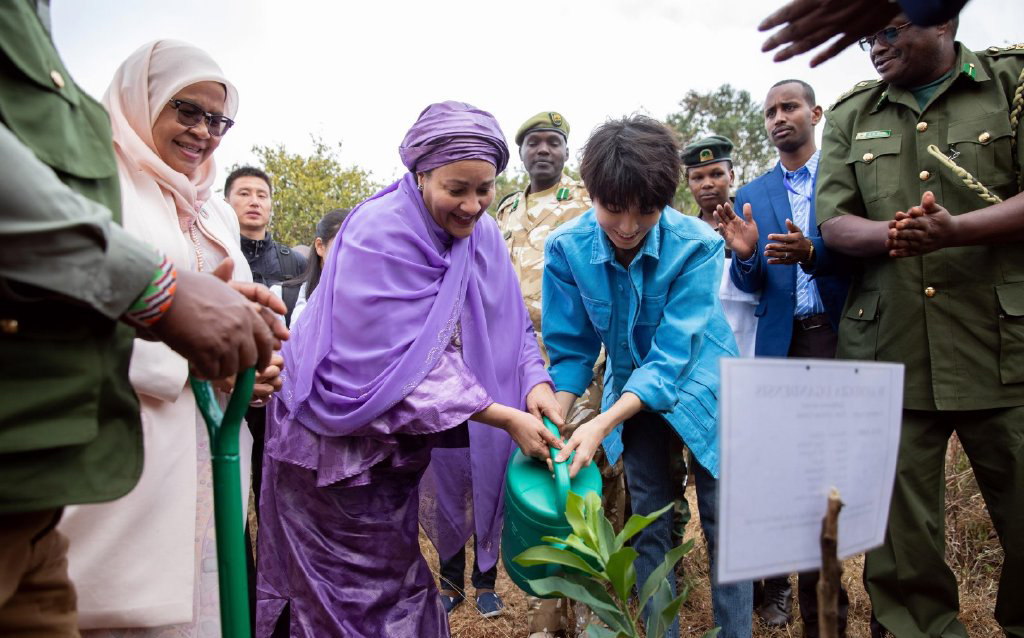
[[542, 207, 738, 476]]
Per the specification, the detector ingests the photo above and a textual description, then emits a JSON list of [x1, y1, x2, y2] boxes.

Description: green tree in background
[[666, 84, 775, 214], [233, 136, 382, 247]]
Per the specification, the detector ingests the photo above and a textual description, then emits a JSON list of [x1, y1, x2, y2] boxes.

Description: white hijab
[[103, 40, 247, 401], [103, 39, 239, 232]]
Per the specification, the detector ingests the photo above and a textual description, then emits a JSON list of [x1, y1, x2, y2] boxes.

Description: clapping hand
[[765, 219, 813, 265], [887, 191, 955, 257]]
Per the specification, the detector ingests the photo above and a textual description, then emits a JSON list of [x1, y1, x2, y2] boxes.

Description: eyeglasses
[[858, 22, 913, 51], [167, 99, 234, 136]]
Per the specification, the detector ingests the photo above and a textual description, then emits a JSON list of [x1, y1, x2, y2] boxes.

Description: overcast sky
[[51, 0, 1022, 191]]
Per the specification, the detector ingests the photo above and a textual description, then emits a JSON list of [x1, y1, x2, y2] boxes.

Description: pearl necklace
[[188, 221, 206, 272]]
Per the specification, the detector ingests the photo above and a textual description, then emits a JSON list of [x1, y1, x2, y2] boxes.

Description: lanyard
[[783, 170, 811, 203]]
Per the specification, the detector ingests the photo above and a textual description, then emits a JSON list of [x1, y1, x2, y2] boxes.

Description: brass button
[[920, 170, 931, 181], [858, 308, 864, 317], [979, 131, 991, 143], [0, 319, 18, 334], [916, 121, 928, 132], [862, 152, 875, 163], [924, 287, 936, 298], [49, 69, 65, 89]]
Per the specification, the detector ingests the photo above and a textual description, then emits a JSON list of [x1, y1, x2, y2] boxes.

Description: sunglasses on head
[[858, 22, 913, 51], [167, 99, 234, 137]]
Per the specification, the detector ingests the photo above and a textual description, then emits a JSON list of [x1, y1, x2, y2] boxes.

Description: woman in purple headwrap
[[255, 101, 565, 638]]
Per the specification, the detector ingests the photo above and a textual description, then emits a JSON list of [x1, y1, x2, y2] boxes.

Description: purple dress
[[257, 337, 490, 637], [255, 172, 550, 638]]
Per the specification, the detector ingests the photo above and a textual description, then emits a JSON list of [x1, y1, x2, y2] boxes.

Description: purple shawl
[[270, 172, 550, 570]]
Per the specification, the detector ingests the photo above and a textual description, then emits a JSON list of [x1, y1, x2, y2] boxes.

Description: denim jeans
[[621, 412, 753, 638], [437, 537, 496, 594]]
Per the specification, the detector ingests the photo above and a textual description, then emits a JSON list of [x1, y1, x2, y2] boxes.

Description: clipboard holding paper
[[717, 358, 904, 584]]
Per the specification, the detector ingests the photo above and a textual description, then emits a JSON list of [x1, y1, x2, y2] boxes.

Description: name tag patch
[[855, 130, 892, 140]]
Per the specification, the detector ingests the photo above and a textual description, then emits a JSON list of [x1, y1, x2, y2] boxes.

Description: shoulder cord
[[927, 65, 1024, 204], [1010, 65, 1024, 189], [926, 144, 1003, 204]]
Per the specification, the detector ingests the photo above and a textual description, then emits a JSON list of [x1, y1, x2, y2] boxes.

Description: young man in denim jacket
[[542, 115, 753, 638]]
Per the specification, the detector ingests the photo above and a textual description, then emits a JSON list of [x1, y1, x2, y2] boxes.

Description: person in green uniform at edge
[[0, 2, 288, 634], [493, 111, 627, 638], [812, 14, 1024, 638]]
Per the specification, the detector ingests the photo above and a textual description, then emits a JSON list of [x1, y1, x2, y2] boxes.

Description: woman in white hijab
[[58, 40, 272, 637]]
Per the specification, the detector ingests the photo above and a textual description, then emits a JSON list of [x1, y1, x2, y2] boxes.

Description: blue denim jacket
[[542, 207, 737, 476]]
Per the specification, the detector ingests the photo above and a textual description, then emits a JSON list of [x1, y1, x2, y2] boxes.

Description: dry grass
[[425, 435, 1002, 637]]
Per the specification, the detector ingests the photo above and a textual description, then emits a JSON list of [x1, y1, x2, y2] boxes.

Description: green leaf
[[702, 627, 723, 638], [637, 540, 692, 612], [583, 490, 602, 549], [645, 577, 675, 638], [513, 546, 602, 578], [657, 592, 687, 636], [528, 575, 630, 634], [614, 502, 674, 548], [595, 503, 616, 561], [541, 534, 603, 564], [604, 546, 638, 602], [610, 503, 675, 548], [565, 490, 589, 540], [586, 625, 624, 638]]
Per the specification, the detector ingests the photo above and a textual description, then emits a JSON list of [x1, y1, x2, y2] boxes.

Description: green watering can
[[502, 417, 602, 597], [191, 369, 255, 638]]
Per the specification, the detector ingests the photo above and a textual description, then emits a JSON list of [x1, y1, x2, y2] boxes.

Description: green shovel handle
[[190, 368, 256, 638], [544, 416, 571, 517]]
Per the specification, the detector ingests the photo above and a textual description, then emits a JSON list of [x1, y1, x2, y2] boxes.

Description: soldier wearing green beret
[[815, 15, 1024, 637], [494, 112, 622, 638]]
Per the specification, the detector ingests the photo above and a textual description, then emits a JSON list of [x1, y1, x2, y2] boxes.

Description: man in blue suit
[[714, 79, 850, 637]]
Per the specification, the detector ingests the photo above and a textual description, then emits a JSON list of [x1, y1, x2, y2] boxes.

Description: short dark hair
[[225, 166, 272, 197], [769, 79, 816, 106], [579, 115, 681, 213]]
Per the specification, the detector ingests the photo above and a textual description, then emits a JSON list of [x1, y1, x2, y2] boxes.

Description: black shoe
[[757, 577, 793, 626]]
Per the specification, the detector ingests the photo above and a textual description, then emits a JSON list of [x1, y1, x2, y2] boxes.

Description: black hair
[[769, 79, 816, 107], [225, 166, 272, 197], [579, 115, 681, 213], [298, 208, 349, 297]]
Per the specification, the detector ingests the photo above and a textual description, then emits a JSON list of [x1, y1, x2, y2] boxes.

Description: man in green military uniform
[[0, 2, 286, 633], [815, 14, 1024, 638], [494, 111, 621, 638]]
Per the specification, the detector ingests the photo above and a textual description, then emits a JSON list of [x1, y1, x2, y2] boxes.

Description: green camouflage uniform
[[816, 42, 1024, 638]]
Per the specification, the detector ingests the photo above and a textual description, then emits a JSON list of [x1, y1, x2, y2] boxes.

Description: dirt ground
[[424, 437, 1002, 638]]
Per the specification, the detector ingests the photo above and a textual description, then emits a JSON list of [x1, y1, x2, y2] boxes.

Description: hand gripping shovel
[[191, 369, 256, 638]]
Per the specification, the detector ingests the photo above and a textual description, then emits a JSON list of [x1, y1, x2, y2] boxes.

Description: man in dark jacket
[[226, 166, 307, 288]]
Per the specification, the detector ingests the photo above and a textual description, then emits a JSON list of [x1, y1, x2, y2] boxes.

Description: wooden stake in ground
[[817, 488, 844, 638]]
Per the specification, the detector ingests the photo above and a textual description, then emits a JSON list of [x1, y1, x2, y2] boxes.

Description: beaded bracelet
[[124, 255, 178, 327]]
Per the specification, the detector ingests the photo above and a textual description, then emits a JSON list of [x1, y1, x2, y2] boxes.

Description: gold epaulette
[[828, 79, 881, 111], [986, 43, 1024, 55]]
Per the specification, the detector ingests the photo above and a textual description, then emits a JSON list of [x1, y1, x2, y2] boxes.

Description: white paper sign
[[717, 358, 904, 584]]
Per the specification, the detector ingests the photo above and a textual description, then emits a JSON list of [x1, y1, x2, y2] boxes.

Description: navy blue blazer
[[729, 163, 849, 358]]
